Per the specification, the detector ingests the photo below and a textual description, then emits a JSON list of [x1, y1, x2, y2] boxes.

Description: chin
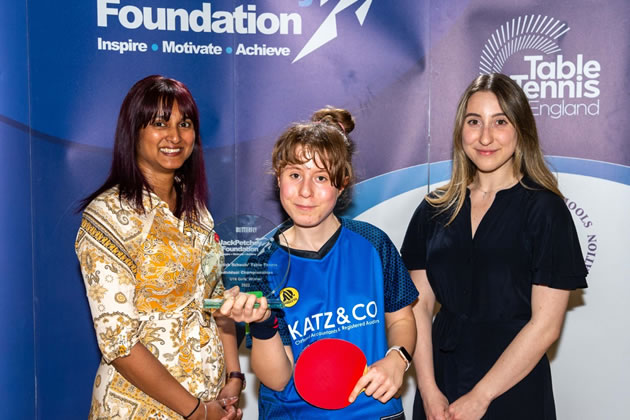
[[293, 219, 319, 228]]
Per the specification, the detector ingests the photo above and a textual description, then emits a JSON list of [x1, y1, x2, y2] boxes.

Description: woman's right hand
[[421, 388, 451, 420], [218, 286, 270, 324]]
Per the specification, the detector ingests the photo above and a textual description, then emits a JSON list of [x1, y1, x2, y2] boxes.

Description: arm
[[214, 313, 245, 409], [448, 285, 570, 420], [219, 289, 294, 391], [113, 343, 234, 420], [77, 217, 236, 420], [251, 341, 294, 391], [410, 270, 450, 420], [348, 304, 416, 404]]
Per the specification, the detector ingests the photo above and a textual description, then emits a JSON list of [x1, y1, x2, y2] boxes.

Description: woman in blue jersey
[[220, 107, 419, 419]]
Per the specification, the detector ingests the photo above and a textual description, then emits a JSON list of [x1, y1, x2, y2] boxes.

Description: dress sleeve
[[401, 199, 431, 271], [198, 207, 226, 299], [527, 192, 588, 290], [75, 213, 142, 363]]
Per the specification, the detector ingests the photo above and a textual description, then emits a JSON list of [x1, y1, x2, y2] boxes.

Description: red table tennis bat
[[294, 338, 368, 410]]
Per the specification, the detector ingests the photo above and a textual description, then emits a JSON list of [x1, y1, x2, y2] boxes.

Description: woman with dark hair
[[220, 107, 418, 419], [76, 75, 243, 420], [401, 73, 588, 420]]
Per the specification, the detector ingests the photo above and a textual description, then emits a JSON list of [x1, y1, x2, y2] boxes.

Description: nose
[[165, 123, 180, 143], [299, 179, 313, 198], [479, 124, 493, 146]]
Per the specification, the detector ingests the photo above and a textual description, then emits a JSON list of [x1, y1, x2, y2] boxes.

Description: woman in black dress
[[401, 73, 587, 420]]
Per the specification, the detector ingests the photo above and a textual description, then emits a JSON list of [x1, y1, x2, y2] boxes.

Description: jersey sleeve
[[348, 219, 419, 312], [381, 232, 419, 312], [401, 199, 431, 271], [527, 192, 588, 290], [75, 211, 142, 363]]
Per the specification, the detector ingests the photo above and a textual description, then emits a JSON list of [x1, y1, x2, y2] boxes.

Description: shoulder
[[80, 186, 145, 240], [341, 218, 389, 242], [83, 186, 132, 215], [520, 179, 569, 222], [408, 197, 444, 228], [340, 218, 400, 255]]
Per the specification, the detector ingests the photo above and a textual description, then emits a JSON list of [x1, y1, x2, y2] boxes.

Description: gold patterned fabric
[[76, 186, 225, 419]]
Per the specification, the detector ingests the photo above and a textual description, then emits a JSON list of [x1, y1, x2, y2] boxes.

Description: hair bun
[[311, 106, 355, 134]]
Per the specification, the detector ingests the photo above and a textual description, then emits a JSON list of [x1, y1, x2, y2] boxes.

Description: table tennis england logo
[[96, 0, 374, 63], [479, 15, 601, 119]]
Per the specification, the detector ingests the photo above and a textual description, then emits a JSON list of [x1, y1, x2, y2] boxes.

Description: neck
[[285, 215, 340, 252], [144, 172, 177, 210], [472, 169, 520, 196]]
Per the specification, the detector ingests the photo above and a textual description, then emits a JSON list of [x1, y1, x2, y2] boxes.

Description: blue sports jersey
[[246, 218, 418, 419]]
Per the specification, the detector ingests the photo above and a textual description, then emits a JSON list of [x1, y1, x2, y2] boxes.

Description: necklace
[[472, 178, 518, 198]]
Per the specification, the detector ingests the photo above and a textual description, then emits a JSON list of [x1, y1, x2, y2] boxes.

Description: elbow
[[263, 379, 290, 392], [257, 371, 292, 392], [251, 360, 293, 392], [546, 324, 563, 345], [532, 321, 564, 349]]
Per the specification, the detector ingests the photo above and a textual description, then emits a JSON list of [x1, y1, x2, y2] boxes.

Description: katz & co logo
[[479, 14, 601, 119]]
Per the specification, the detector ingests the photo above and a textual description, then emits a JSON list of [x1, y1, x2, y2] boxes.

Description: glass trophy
[[202, 214, 290, 310]]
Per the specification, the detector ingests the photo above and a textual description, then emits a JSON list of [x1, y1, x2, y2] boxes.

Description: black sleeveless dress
[[401, 179, 588, 420]]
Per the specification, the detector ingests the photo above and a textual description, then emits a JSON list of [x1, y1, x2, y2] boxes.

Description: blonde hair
[[429, 73, 562, 224]]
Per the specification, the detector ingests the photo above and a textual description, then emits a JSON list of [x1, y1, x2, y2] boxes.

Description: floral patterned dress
[[76, 186, 225, 419]]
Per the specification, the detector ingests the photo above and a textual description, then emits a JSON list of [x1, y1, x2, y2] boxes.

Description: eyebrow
[[464, 112, 507, 118]]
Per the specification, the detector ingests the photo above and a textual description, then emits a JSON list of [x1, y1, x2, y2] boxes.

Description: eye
[[465, 118, 480, 126], [496, 118, 510, 126], [288, 172, 300, 179], [151, 119, 167, 127], [315, 175, 328, 182], [179, 120, 193, 128]]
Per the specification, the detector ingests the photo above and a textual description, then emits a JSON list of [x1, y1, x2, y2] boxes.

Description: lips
[[294, 204, 315, 211], [476, 149, 497, 156], [159, 147, 182, 154]]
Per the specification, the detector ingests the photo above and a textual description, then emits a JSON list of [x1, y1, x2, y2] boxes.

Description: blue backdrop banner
[[2, 1, 628, 418]]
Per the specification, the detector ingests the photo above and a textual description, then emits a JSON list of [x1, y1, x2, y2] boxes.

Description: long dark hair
[[79, 75, 208, 221]]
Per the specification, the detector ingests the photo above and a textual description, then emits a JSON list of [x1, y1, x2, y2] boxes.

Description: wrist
[[182, 397, 201, 419], [191, 402, 207, 420], [249, 313, 278, 340], [385, 346, 412, 372], [471, 383, 494, 406], [228, 371, 246, 390]]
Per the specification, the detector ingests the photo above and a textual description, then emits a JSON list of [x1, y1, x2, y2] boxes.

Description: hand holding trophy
[[202, 214, 291, 315]]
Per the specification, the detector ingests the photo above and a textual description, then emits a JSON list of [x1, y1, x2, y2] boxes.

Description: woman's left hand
[[217, 378, 243, 411], [348, 353, 405, 404], [218, 286, 270, 324], [204, 398, 241, 420], [447, 389, 490, 420]]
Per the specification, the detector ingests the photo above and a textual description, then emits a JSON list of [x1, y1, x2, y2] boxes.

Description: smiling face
[[136, 101, 195, 179], [278, 150, 342, 232], [461, 91, 518, 177]]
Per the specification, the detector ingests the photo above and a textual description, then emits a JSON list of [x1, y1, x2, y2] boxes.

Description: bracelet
[[386, 346, 412, 372], [249, 313, 278, 340], [183, 397, 201, 419], [228, 371, 246, 390]]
